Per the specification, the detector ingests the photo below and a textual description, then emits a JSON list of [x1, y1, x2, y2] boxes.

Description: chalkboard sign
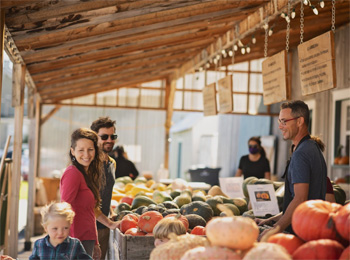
[[262, 50, 290, 105], [218, 75, 233, 113], [298, 31, 336, 95], [202, 83, 217, 116]]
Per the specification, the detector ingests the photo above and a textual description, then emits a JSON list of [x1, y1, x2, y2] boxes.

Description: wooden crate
[[109, 228, 155, 260]]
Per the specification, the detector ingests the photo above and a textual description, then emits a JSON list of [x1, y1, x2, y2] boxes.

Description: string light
[[252, 35, 256, 44], [213, 57, 218, 64], [238, 40, 244, 47], [303, 0, 309, 5], [199, 67, 203, 72], [268, 27, 273, 36], [291, 8, 296, 19], [216, 54, 221, 60], [311, 5, 318, 15], [319, 0, 325, 8], [221, 49, 226, 55], [246, 46, 251, 54], [281, 12, 286, 18], [240, 47, 246, 55], [228, 50, 233, 57], [233, 44, 238, 51], [262, 23, 269, 30], [285, 15, 290, 23], [206, 62, 210, 68]]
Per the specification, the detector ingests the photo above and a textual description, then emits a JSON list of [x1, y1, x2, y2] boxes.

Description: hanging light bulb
[[280, 12, 286, 18], [285, 15, 290, 23], [213, 57, 218, 64], [241, 47, 246, 55], [291, 8, 296, 19], [268, 27, 273, 36], [303, 0, 309, 5], [216, 54, 221, 60], [238, 40, 244, 47], [234, 44, 238, 51], [199, 66, 203, 72], [228, 50, 233, 57], [246, 46, 251, 54], [252, 35, 256, 44], [262, 23, 269, 30], [311, 5, 318, 15], [319, 0, 325, 8], [221, 49, 226, 55], [206, 62, 210, 68]]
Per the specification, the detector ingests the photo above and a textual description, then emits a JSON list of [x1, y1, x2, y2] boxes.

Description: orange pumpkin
[[339, 156, 350, 165], [339, 246, 350, 260], [181, 246, 241, 260], [267, 233, 304, 255], [138, 211, 163, 233], [120, 215, 138, 233], [292, 200, 342, 241], [333, 203, 350, 241], [190, 226, 206, 236], [293, 239, 344, 260], [124, 227, 146, 236], [164, 213, 189, 231]]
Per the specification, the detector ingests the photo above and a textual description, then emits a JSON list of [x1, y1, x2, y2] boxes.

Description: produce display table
[[109, 228, 155, 260], [159, 179, 211, 190]]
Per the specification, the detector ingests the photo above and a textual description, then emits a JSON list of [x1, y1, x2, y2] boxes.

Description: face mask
[[249, 146, 259, 154]]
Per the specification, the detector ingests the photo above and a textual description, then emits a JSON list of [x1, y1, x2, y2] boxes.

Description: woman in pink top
[[60, 128, 105, 258]]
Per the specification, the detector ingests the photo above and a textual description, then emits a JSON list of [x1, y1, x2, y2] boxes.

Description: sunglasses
[[98, 134, 118, 140]]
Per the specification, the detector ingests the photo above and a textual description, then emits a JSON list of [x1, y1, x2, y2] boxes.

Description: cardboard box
[[109, 228, 155, 260]]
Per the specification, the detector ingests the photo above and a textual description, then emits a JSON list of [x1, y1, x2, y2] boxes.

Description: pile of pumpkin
[[148, 200, 350, 260]]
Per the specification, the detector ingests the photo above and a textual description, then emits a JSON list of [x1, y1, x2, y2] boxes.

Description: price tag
[[247, 184, 280, 217], [219, 177, 244, 198]]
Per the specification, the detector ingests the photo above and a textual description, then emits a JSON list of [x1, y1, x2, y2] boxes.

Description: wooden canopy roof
[[2, 0, 349, 105]]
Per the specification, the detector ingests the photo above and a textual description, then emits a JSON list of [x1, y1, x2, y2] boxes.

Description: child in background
[[29, 202, 92, 260], [153, 217, 187, 247]]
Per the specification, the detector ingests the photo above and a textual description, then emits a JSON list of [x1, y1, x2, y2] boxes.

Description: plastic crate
[[188, 167, 221, 186]]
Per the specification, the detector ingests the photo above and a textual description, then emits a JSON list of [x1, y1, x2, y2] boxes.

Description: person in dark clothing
[[235, 136, 271, 180], [256, 100, 327, 238], [113, 146, 139, 180]]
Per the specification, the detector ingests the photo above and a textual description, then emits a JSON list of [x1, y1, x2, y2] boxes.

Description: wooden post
[[164, 78, 176, 169], [24, 94, 41, 250], [8, 63, 25, 258], [0, 9, 5, 117]]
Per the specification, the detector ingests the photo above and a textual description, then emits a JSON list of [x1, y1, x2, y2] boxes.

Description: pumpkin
[[120, 215, 138, 233], [150, 233, 208, 260], [333, 203, 350, 241], [339, 156, 350, 165], [184, 214, 207, 229], [124, 227, 146, 236], [190, 226, 206, 236], [242, 242, 291, 260], [122, 213, 139, 222], [242, 177, 258, 198], [138, 211, 163, 233], [205, 197, 224, 216], [180, 201, 214, 222], [267, 233, 304, 255], [292, 200, 342, 241], [339, 246, 350, 260], [120, 196, 134, 206], [164, 213, 189, 231], [180, 246, 241, 260], [293, 239, 344, 259], [206, 216, 259, 250], [207, 185, 228, 197]]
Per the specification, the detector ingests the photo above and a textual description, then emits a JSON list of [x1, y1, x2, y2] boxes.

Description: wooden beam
[[0, 9, 4, 118], [24, 95, 41, 250], [8, 63, 25, 258], [164, 78, 176, 169], [40, 105, 61, 125]]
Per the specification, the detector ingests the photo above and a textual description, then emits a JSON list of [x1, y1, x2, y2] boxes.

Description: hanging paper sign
[[202, 83, 217, 116], [262, 50, 290, 105], [219, 177, 244, 198], [247, 184, 280, 217], [217, 75, 233, 113], [298, 31, 336, 95]]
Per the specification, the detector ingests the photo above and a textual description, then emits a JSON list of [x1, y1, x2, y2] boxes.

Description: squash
[[115, 202, 131, 213], [120, 215, 138, 233], [150, 233, 208, 260], [152, 190, 173, 204], [333, 203, 350, 241], [138, 211, 163, 233], [206, 216, 259, 250], [231, 198, 248, 214], [180, 246, 241, 260], [293, 239, 344, 260], [170, 190, 181, 199], [292, 200, 342, 241], [242, 177, 258, 198], [162, 209, 181, 217], [120, 196, 133, 206], [112, 210, 134, 221], [124, 227, 146, 236], [207, 185, 228, 197], [242, 242, 291, 260], [205, 197, 223, 216], [184, 214, 207, 229], [339, 156, 349, 165], [333, 184, 347, 205], [339, 246, 350, 260], [160, 201, 179, 209], [180, 201, 213, 222], [190, 226, 206, 236], [174, 195, 192, 208], [131, 195, 157, 209], [219, 203, 240, 216], [267, 233, 304, 255], [164, 213, 189, 231]]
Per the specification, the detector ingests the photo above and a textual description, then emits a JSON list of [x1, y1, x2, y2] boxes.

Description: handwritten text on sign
[[298, 31, 336, 95], [202, 83, 217, 116], [262, 50, 289, 105], [218, 75, 233, 113]]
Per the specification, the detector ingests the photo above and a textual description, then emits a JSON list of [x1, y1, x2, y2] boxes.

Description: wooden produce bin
[[109, 228, 155, 260]]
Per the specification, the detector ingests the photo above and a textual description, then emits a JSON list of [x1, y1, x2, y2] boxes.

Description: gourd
[[333, 203, 350, 241], [131, 196, 157, 210], [242, 177, 258, 198], [149, 233, 208, 260], [267, 233, 304, 255], [292, 239, 344, 260], [242, 242, 291, 260], [207, 185, 228, 197], [180, 201, 214, 222], [291, 200, 341, 241], [205, 197, 223, 216], [190, 226, 206, 236], [164, 213, 189, 231], [120, 214, 138, 233], [180, 246, 241, 260], [124, 227, 146, 236], [206, 216, 259, 250], [184, 214, 207, 229], [138, 211, 163, 233], [339, 246, 350, 260]]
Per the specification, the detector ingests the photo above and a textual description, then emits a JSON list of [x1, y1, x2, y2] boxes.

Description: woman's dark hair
[[70, 128, 105, 207], [114, 145, 125, 158], [248, 136, 266, 157]]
